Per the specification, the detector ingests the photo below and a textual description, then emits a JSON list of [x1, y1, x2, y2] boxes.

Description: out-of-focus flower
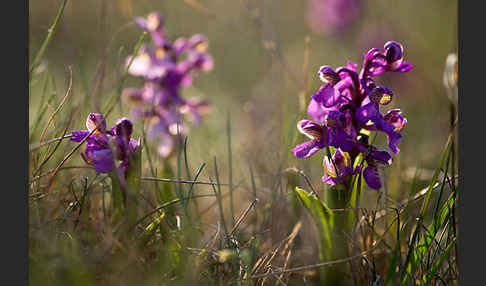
[[71, 113, 141, 177], [443, 53, 458, 105], [307, 0, 361, 35], [293, 41, 411, 190], [123, 12, 213, 157]]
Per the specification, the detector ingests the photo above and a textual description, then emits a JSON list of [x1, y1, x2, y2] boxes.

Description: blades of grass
[[125, 139, 143, 233], [32, 113, 72, 177], [211, 157, 230, 244], [183, 136, 192, 180], [46, 118, 106, 193], [131, 194, 215, 233], [421, 238, 456, 285], [39, 67, 73, 144], [384, 209, 406, 286], [229, 198, 258, 237], [29, 0, 68, 77], [415, 193, 456, 270], [138, 211, 166, 247], [30, 73, 58, 144], [30, 72, 49, 137], [400, 135, 453, 285], [184, 163, 206, 216], [432, 150, 452, 224], [248, 162, 258, 237], [226, 112, 235, 228], [103, 31, 147, 117], [142, 121, 162, 198]]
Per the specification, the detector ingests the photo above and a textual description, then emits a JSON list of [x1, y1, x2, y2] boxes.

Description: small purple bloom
[[71, 113, 140, 177], [322, 149, 354, 187], [123, 12, 213, 158], [361, 41, 412, 77], [384, 109, 407, 132]]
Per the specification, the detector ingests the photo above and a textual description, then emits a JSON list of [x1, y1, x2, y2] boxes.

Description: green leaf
[[294, 187, 334, 252]]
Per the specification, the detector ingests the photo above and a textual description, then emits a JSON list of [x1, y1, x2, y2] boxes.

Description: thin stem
[[30, 0, 68, 78]]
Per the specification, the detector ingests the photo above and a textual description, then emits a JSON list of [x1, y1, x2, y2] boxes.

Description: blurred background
[[29, 0, 458, 284], [29, 0, 458, 172]]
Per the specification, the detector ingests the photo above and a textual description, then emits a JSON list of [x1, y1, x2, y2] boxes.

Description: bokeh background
[[29, 0, 458, 284], [29, 0, 458, 171]]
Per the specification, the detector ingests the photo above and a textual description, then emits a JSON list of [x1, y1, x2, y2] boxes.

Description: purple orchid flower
[[71, 113, 141, 177], [293, 41, 411, 190], [123, 12, 213, 158]]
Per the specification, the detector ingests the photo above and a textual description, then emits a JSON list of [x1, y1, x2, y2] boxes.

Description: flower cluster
[[293, 41, 411, 190], [71, 113, 141, 177], [123, 12, 213, 157]]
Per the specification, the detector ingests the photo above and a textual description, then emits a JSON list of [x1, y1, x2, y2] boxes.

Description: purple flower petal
[[369, 149, 393, 165], [387, 132, 402, 154], [71, 130, 89, 142], [292, 140, 322, 158], [325, 111, 346, 128], [356, 102, 379, 125], [307, 98, 326, 122], [311, 83, 340, 108], [395, 62, 412, 73], [297, 120, 325, 141], [322, 176, 339, 187], [318, 65, 340, 84], [363, 165, 381, 190], [384, 41, 404, 64], [384, 109, 407, 132], [88, 149, 115, 173], [134, 17, 147, 30], [327, 128, 354, 152], [115, 118, 133, 140]]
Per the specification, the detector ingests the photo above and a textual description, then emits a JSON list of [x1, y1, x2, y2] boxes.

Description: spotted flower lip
[[318, 65, 341, 85], [292, 120, 328, 158], [368, 86, 393, 105]]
